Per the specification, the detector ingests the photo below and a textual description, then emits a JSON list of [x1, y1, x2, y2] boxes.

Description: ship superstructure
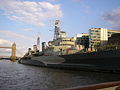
[[42, 20, 78, 55]]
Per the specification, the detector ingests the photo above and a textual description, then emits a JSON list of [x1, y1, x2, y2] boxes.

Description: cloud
[[22, 28, 33, 31], [103, 7, 120, 29], [72, 0, 84, 2], [0, 0, 63, 26], [0, 39, 12, 56], [0, 39, 12, 45], [47, 0, 60, 2], [0, 30, 34, 41]]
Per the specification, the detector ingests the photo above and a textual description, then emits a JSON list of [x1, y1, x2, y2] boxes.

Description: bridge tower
[[11, 43, 16, 62]]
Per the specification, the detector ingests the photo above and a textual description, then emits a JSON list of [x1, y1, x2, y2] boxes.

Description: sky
[[0, 0, 120, 56]]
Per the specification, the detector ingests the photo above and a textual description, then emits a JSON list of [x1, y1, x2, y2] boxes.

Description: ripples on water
[[0, 60, 120, 90]]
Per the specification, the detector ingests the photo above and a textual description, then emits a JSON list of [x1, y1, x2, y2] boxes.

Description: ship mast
[[53, 20, 61, 40]]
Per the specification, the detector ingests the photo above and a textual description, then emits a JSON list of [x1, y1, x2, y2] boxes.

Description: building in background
[[108, 33, 120, 45], [37, 36, 40, 51], [33, 45, 37, 53], [42, 42, 47, 54], [89, 28, 120, 50], [75, 33, 89, 51], [108, 30, 120, 37], [89, 28, 108, 49]]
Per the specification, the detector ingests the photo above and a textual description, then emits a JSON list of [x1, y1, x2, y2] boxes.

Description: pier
[[0, 43, 16, 62]]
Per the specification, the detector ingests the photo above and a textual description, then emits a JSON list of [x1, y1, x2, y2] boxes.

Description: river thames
[[0, 60, 120, 90]]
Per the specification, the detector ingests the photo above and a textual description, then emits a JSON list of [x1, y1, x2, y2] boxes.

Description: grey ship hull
[[19, 50, 120, 73]]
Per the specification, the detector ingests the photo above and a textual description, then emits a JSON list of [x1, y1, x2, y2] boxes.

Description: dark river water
[[0, 60, 120, 90]]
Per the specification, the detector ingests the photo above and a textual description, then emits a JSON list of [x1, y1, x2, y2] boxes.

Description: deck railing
[[63, 81, 120, 90]]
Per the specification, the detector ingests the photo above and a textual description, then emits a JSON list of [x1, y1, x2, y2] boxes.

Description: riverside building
[[75, 33, 89, 51], [108, 33, 120, 45], [89, 28, 120, 49]]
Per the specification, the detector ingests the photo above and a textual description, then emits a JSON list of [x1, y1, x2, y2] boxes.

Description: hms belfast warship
[[19, 20, 120, 73]]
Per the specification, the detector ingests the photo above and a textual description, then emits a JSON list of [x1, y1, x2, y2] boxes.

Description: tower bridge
[[0, 43, 16, 62]]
